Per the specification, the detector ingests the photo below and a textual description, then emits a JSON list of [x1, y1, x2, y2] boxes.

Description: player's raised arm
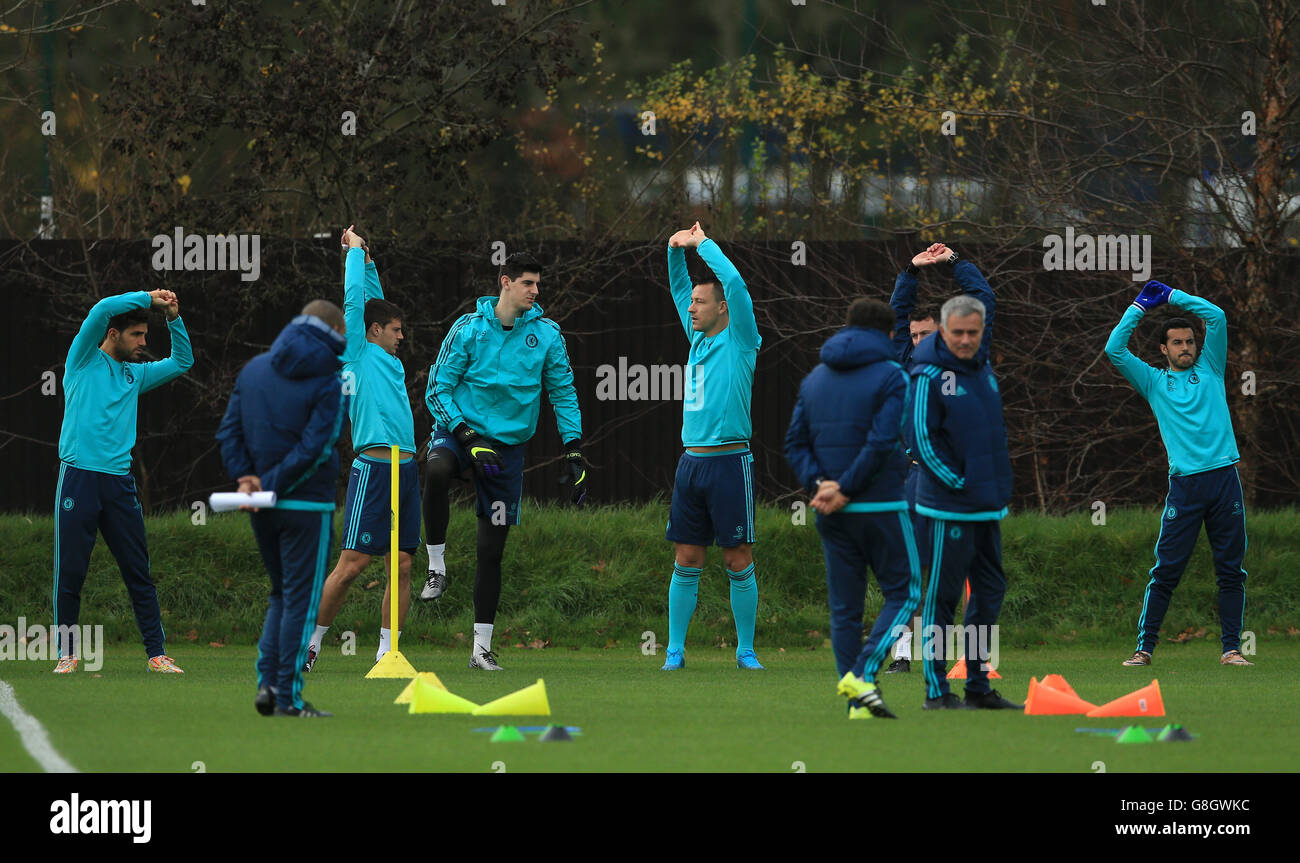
[[940, 247, 995, 362], [692, 224, 759, 350], [1105, 281, 1168, 398], [904, 368, 965, 491], [1167, 286, 1228, 378], [667, 228, 695, 338], [889, 269, 919, 359], [340, 226, 382, 359], [836, 366, 908, 496], [426, 314, 473, 433], [68, 291, 152, 371], [139, 294, 194, 393]]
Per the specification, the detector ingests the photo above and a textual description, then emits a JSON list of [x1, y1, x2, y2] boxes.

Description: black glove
[[454, 423, 502, 478], [558, 440, 589, 505]]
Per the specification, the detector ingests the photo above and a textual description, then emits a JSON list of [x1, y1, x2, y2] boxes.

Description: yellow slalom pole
[[391, 443, 399, 654], [365, 444, 417, 678]]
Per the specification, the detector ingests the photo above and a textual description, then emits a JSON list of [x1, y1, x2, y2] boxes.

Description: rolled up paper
[[208, 491, 277, 512]]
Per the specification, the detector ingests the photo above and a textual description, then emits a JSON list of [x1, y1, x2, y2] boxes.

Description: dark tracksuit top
[[216, 314, 348, 710], [904, 321, 1012, 699], [784, 326, 921, 680], [891, 260, 997, 562]]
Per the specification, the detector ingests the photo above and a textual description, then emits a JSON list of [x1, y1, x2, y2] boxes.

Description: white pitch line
[[0, 679, 79, 773]]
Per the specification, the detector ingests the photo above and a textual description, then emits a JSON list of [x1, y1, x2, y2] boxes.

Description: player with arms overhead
[[661, 222, 763, 671], [1105, 280, 1250, 668], [307, 226, 420, 670], [53, 288, 192, 673]]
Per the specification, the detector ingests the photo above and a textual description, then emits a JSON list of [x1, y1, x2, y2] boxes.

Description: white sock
[[894, 629, 912, 660], [311, 624, 329, 651], [427, 543, 446, 572], [473, 623, 494, 656], [377, 627, 393, 660]]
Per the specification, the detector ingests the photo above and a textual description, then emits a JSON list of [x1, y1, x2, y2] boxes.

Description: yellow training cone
[[472, 678, 550, 716], [394, 671, 447, 704], [366, 650, 417, 679], [408, 677, 479, 715]]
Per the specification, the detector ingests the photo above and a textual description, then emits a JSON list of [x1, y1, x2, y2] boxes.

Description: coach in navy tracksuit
[[785, 299, 921, 720], [216, 302, 349, 718], [884, 245, 995, 672], [905, 288, 1020, 711]]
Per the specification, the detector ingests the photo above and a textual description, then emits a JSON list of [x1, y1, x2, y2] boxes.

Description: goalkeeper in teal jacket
[[423, 252, 587, 670]]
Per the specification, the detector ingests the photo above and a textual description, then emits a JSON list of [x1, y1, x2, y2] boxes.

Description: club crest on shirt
[[1165, 506, 1177, 519], [1189, 372, 1200, 385], [61, 497, 75, 511], [525, 334, 539, 349], [124, 367, 135, 384]]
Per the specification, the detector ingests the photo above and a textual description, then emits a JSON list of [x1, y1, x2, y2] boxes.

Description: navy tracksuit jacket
[[216, 314, 348, 711], [784, 326, 921, 681], [890, 260, 997, 566], [904, 315, 1013, 698]]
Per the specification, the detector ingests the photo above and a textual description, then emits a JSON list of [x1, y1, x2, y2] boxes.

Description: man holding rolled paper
[[216, 300, 350, 717]]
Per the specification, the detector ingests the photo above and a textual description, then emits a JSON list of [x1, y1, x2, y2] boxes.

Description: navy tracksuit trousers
[[1137, 465, 1248, 654], [817, 510, 921, 681], [53, 463, 164, 658], [920, 518, 1006, 699], [250, 508, 333, 711]]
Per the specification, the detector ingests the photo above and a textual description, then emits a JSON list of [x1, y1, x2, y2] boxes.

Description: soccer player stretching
[[424, 252, 587, 670], [53, 289, 192, 673], [1105, 281, 1251, 667], [308, 227, 421, 669], [661, 222, 763, 671]]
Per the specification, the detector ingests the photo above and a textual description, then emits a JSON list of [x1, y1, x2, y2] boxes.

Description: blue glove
[[1132, 280, 1173, 312], [454, 423, 502, 479]]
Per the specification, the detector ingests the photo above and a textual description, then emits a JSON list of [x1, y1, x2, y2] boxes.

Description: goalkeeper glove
[[558, 440, 589, 505], [454, 423, 502, 478], [1133, 280, 1173, 312]]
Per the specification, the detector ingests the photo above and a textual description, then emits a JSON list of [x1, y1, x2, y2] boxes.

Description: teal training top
[[667, 239, 761, 447], [426, 295, 582, 446], [1104, 289, 1240, 477], [342, 247, 415, 453], [58, 291, 194, 474]]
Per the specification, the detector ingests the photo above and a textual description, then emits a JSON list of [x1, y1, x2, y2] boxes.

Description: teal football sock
[[667, 564, 701, 652], [728, 563, 758, 653]]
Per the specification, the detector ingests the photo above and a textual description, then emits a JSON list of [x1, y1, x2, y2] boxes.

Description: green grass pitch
[[2, 642, 1297, 772]]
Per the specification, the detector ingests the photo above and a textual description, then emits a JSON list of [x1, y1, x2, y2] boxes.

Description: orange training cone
[[946, 658, 1002, 680], [1040, 674, 1078, 698], [1024, 676, 1097, 715], [1086, 680, 1164, 718]]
